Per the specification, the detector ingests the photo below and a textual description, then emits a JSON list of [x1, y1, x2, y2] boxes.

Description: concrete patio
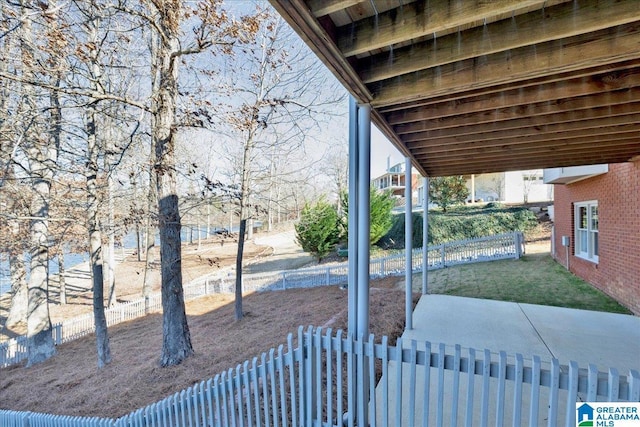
[[404, 295, 640, 374], [374, 295, 640, 426]]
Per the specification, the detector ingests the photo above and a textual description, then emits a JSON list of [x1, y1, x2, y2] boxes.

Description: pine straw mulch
[[0, 276, 418, 419]]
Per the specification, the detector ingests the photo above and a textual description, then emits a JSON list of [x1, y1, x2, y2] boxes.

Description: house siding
[[552, 161, 640, 314]]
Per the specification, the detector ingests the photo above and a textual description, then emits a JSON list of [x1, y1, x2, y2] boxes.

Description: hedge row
[[377, 204, 537, 249]]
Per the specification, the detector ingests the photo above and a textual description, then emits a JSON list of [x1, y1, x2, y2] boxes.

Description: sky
[[371, 125, 404, 178]]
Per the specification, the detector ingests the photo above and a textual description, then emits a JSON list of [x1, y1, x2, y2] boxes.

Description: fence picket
[[480, 349, 491, 427], [464, 348, 476, 427], [241, 364, 252, 427], [587, 364, 599, 401], [451, 345, 461, 427], [267, 349, 280, 427], [368, 334, 376, 427], [346, 332, 355, 427], [529, 355, 541, 427], [296, 327, 305, 427], [286, 334, 297, 427], [335, 330, 344, 427], [276, 346, 287, 427], [314, 329, 322, 426], [325, 329, 333, 427], [496, 351, 507, 427], [608, 368, 620, 401], [394, 337, 403, 427], [235, 366, 245, 427], [260, 353, 270, 427], [408, 340, 417, 427], [547, 359, 560, 427], [629, 370, 640, 401], [250, 359, 261, 427], [423, 342, 432, 427], [512, 353, 523, 427]]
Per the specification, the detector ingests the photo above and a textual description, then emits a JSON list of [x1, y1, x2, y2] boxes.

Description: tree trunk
[[105, 168, 116, 307], [23, 1, 55, 366], [136, 225, 143, 262], [142, 179, 156, 301], [153, 17, 193, 366], [6, 250, 28, 327], [235, 218, 246, 321], [58, 251, 66, 305], [85, 15, 111, 368], [87, 114, 111, 367]]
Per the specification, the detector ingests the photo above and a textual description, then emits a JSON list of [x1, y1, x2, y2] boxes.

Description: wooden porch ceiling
[[268, 0, 640, 177]]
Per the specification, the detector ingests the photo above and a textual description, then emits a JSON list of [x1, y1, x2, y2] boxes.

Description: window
[[574, 201, 598, 263]]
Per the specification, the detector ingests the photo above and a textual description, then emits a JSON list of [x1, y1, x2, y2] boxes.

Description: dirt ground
[[0, 277, 415, 418]]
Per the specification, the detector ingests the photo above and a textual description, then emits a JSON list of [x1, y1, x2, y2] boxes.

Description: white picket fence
[[1, 326, 639, 427], [0, 232, 523, 368]]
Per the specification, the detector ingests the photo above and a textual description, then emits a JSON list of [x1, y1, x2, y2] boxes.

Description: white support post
[[405, 157, 413, 331], [422, 176, 429, 295], [347, 97, 359, 336], [356, 103, 371, 339]]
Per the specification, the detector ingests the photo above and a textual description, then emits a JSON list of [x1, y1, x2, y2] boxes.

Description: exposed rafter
[[337, 0, 551, 57], [358, 0, 640, 84]]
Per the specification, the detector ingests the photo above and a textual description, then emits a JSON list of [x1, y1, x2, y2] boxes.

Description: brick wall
[[552, 161, 640, 314]]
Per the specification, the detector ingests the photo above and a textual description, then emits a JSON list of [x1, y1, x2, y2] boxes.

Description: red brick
[[552, 162, 640, 314]]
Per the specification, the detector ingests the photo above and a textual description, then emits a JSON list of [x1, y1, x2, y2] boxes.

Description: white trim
[[574, 200, 599, 263]]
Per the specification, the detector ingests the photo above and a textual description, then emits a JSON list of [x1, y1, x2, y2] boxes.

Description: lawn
[[412, 251, 632, 314]]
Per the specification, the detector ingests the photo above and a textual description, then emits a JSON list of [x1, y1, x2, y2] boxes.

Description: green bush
[[340, 187, 395, 245], [378, 204, 538, 249], [295, 198, 341, 261]]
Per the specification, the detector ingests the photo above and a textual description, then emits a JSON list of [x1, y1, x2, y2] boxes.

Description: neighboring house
[[372, 162, 553, 206], [372, 161, 421, 203], [544, 162, 640, 315], [465, 170, 553, 204]]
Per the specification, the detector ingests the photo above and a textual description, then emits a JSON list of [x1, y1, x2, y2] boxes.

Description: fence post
[[441, 244, 446, 267], [326, 268, 330, 286], [514, 232, 523, 259], [282, 272, 287, 290], [54, 323, 62, 345], [381, 258, 385, 277]]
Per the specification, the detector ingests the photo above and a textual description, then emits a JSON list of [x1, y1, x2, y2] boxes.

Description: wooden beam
[[412, 140, 640, 162], [308, 0, 364, 17], [393, 89, 640, 134], [337, 0, 550, 57], [419, 155, 640, 177], [360, 0, 640, 83], [405, 123, 640, 153], [401, 111, 640, 143], [409, 126, 640, 157], [421, 149, 640, 176], [372, 23, 640, 107], [384, 67, 640, 125], [420, 148, 637, 169]]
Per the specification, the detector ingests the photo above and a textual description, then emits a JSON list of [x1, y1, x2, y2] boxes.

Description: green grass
[[411, 252, 632, 314]]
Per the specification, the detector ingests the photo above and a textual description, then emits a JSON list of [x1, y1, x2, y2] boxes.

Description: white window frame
[[574, 200, 599, 263]]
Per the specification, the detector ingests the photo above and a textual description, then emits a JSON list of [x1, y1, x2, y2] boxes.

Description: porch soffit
[[269, 0, 640, 177]]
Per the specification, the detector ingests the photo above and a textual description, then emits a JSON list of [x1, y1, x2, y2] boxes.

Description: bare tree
[[17, 0, 60, 365], [214, 12, 344, 320], [134, 0, 260, 366]]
